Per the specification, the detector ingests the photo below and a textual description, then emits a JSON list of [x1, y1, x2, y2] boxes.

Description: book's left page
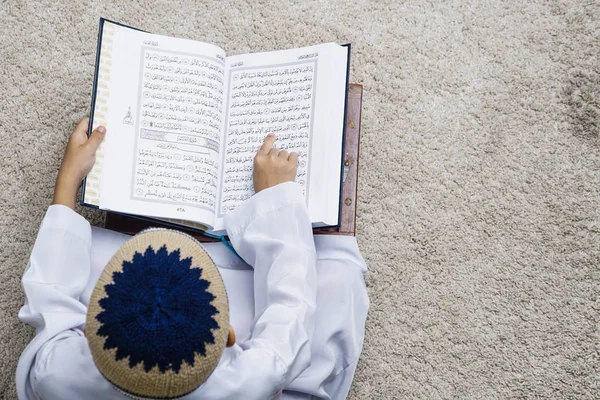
[[83, 19, 227, 231]]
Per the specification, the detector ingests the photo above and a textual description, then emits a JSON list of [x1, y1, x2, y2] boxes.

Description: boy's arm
[[227, 181, 317, 370], [194, 182, 316, 399], [229, 134, 316, 385], [16, 118, 107, 399], [16, 205, 93, 399], [195, 135, 316, 399]]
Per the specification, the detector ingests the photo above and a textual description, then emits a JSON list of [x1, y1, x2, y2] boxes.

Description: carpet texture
[[1, 0, 599, 398]]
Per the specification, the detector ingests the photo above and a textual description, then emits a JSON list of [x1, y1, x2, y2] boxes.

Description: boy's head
[[85, 229, 232, 399]]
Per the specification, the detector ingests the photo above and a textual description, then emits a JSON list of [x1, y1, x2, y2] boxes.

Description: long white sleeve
[[225, 181, 318, 383], [16, 205, 93, 400], [193, 182, 318, 399]]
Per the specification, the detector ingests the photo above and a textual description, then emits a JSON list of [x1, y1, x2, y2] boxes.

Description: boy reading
[[16, 118, 369, 400]]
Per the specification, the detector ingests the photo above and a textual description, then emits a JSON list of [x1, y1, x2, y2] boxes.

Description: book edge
[[330, 43, 352, 229], [80, 18, 148, 209], [80, 17, 106, 209]]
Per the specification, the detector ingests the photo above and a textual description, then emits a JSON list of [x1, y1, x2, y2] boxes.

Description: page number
[[177, 207, 186, 212]]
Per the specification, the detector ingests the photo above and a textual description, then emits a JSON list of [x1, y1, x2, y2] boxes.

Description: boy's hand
[[253, 133, 298, 193], [53, 118, 106, 209]]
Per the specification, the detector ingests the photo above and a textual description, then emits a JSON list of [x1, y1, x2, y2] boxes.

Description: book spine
[[84, 22, 114, 206]]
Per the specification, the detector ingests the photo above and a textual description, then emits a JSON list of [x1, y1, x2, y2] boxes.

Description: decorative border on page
[[217, 58, 318, 218], [83, 22, 115, 206]]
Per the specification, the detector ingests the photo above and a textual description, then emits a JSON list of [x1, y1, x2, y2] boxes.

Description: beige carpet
[[1, 0, 599, 398]]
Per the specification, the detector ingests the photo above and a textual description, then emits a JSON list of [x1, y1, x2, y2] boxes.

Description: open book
[[82, 18, 350, 235]]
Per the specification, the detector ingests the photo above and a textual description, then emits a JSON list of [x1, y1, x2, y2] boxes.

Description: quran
[[82, 18, 351, 235]]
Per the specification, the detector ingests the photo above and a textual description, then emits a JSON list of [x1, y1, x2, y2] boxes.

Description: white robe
[[16, 182, 369, 400]]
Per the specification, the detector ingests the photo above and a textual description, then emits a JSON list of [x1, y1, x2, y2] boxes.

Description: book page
[[211, 44, 348, 232], [92, 20, 226, 229]]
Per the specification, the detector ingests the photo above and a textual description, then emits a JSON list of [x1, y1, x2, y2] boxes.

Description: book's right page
[[213, 43, 349, 232]]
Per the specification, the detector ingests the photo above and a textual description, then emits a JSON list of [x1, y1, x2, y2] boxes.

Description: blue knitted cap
[[86, 229, 229, 399]]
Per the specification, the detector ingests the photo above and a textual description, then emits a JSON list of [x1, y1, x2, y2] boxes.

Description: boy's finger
[[258, 133, 276, 155], [268, 147, 281, 157], [68, 117, 91, 146], [85, 126, 107, 151], [289, 152, 299, 164], [71, 117, 90, 136]]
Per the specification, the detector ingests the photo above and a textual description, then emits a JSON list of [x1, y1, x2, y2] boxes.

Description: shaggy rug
[[0, 0, 598, 398]]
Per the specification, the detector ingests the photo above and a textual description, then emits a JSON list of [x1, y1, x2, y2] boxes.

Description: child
[[16, 118, 369, 399]]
